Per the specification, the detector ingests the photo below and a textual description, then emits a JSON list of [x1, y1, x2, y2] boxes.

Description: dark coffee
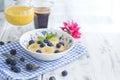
[[34, 7, 51, 29]]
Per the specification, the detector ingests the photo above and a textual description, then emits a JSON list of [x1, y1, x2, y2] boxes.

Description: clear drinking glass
[[4, 0, 34, 40], [32, 0, 54, 29]]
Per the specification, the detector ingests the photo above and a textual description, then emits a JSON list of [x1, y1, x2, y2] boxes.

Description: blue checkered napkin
[[0, 42, 87, 80]]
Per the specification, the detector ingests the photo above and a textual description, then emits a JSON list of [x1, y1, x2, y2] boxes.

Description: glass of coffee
[[32, 0, 54, 29]]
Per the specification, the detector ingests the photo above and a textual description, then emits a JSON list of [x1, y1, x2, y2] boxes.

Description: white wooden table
[[1, 0, 120, 80]]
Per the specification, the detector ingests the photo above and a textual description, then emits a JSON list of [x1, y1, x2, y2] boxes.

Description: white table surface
[[1, 0, 120, 80]]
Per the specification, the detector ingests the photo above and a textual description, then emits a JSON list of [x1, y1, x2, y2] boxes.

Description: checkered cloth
[[0, 42, 87, 80]]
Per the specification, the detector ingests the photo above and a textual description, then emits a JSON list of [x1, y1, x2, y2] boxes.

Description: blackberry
[[20, 57, 25, 62], [11, 66, 21, 73], [54, 50, 60, 53], [36, 50, 41, 53], [10, 49, 16, 55], [61, 70, 68, 77], [49, 76, 56, 80], [26, 64, 33, 70], [0, 41, 4, 45], [56, 43, 61, 48], [29, 40, 35, 45]]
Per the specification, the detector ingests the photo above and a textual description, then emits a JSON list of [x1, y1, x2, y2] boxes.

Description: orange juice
[[5, 6, 34, 25]]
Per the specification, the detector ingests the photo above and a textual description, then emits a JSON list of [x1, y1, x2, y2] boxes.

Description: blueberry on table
[[61, 70, 68, 77], [7, 41, 11, 43], [10, 49, 17, 55], [56, 43, 61, 48], [49, 76, 56, 80], [10, 59, 17, 66], [26, 63, 33, 70], [54, 50, 60, 53], [29, 40, 35, 45], [11, 66, 21, 73], [20, 57, 25, 62], [36, 50, 41, 53], [0, 41, 4, 45], [47, 42, 53, 47], [5, 58, 12, 64]]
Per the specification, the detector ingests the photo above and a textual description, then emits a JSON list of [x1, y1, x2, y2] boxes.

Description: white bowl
[[19, 29, 74, 61]]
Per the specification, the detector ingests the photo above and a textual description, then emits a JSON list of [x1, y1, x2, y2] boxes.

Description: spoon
[[2, 53, 40, 71]]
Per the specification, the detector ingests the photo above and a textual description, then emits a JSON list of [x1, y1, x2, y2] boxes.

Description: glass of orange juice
[[4, 0, 34, 40]]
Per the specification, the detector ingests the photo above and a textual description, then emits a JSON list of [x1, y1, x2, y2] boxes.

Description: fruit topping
[[36, 50, 41, 53], [47, 42, 54, 47], [40, 43, 46, 48], [54, 50, 60, 53], [41, 46, 54, 53], [44, 39, 49, 43], [37, 40, 43, 44], [29, 40, 35, 45], [28, 43, 39, 51], [59, 42, 64, 46], [56, 43, 61, 48]]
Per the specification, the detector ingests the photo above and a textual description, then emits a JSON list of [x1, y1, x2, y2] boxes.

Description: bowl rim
[[19, 29, 75, 55]]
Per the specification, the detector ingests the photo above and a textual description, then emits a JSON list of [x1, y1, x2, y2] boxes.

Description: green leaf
[[49, 34, 57, 39], [37, 36, 45, 41], [46, 32, 51, 39]]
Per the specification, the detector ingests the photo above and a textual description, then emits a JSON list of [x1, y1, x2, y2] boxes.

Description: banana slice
[[41, 46, 54, 54], [56, 45, 65, 52], [49, 38, 59, 45], [34, 38, 39, 43], [28, 43, 39, 51]]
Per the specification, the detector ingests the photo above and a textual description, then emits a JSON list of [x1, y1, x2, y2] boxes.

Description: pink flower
[[60, 20, 81, 38]]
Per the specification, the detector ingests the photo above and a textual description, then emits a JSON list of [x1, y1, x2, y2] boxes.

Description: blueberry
[[10, 60, 17, 66], [6, 58, 12, 64], [36, 50, 41, 53], [11, 66, 21, 73], [44, 39, 49, 43], [49, 76, 56, 80], [7, 41, 11, 43], [29, 40, 35, 45], [61, 70, 68, 77], [54, 50, 60, 53], [40, 43, 45, 48], [0, 41, 4, 45], [37, 41, 43, 44], [47, 42, 53, 47], [10, 49, 16, 55], [59, 42, 64, 46], [20, 57, 25, 62], [56, 43, 61, 48], [26, 64, 33, 70]]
